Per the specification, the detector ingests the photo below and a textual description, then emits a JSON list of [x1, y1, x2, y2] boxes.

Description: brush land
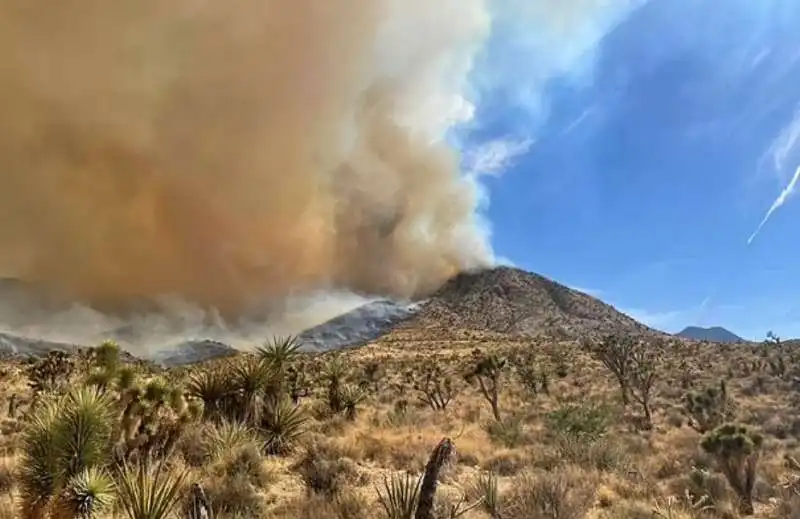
[[0, 327, 798, 519]]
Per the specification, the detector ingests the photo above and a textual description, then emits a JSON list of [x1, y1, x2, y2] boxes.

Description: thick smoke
[[0, 0, 493, 325]]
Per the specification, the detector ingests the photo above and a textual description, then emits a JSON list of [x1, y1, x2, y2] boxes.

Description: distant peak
[[677, 325, 744, 343]]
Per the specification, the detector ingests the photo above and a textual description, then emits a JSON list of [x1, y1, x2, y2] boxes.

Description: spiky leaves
[[339, 384, 366, 421], [701, 423, 763, 515], [85, 340, 123, 390], [232, 356, 278, 423], [116, 461, 188, 519], [186, 366, 234, 421], [202, 420, 261, 463], [376, 473, 421, 519], [256, 336, 301, 372], [55, 467, 116, 519], [19, 387, 116, 519], [19, 399, 61, 519], [261, 396, 308, 455]]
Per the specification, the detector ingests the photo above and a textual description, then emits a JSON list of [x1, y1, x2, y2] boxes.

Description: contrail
[[747, 165, 800, 245]]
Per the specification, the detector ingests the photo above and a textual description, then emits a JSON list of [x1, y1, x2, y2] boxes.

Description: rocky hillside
[[0, 266, 664, 362], [403, 266, 661, 339]]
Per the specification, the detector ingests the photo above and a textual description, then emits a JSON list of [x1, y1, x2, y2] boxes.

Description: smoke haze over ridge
[[0, 0, 641, 351], [0, 0, 494, 317]]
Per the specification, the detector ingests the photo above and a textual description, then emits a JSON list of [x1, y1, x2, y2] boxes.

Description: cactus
[[700, 423, 763, 515], [684, 380, 735, 433]]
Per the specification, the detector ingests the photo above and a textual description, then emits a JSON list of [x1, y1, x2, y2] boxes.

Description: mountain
[[149, 339, 240, 367], [0, 266, 664, 362], [400, 266, 661, 339], [296, 299, 421, 352], [676, 326, 745, 344], [0, 332, 76, 359]]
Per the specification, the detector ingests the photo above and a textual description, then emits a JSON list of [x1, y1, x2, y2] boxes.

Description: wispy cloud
[[747, 165, 800, 245], [463, 137, 534, 176], [763, 107, 800, 176], [457, 0, 649, 176]]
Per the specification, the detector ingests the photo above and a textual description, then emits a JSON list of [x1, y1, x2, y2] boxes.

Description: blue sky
[[464, 0, 800, 340]]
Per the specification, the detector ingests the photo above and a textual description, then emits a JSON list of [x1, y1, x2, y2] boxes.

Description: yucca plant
[[19, 386, 117, 519], [202, 420, 261, 462], [468, 472, 499, 518], [19, 399, 61, 519], [186, 367, 233, 421], [376, 473, 421, 519], [339, 384, 367, 421], [115, 461, 188, 519], [256, 336, 301, 373], [53, 467, 116, 519], [260, 396, 308, 455], [231, 356, 277, 423]]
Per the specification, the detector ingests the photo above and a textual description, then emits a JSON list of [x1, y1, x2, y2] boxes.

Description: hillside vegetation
[[0, 331, 798, 518]]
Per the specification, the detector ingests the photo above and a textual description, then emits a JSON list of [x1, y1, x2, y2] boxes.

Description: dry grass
[[1, 332, 800, 518]]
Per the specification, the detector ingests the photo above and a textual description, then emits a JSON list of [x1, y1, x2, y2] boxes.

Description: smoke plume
[[0, 0, 495, 322]]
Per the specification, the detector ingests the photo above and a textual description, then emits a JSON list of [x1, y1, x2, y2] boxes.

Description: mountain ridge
[[0, 266, 672, 362], [676, 325, 746, 344]]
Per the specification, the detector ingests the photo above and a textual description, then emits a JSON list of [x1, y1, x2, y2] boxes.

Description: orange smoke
[[0, 0, 490, 317]]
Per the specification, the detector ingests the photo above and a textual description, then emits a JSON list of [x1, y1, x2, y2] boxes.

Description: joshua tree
[[514, 353, 550, 397], [629, 347, 659, 428], [465, 351, 507, 422], [684, 380, 735, 433], [414, 365, 459, 411], [700, 423, 763, 515], [589, 333, 637, 406]]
